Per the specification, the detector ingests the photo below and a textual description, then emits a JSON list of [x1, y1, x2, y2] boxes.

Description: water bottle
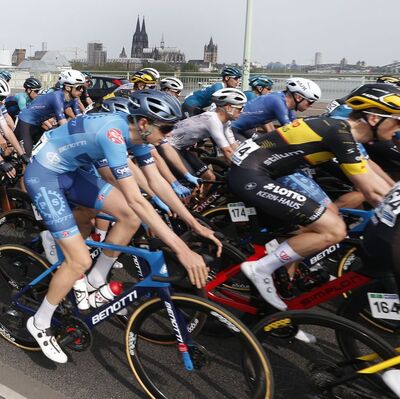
[[88, 281, 123, 308], [73, 275, 90, 310]]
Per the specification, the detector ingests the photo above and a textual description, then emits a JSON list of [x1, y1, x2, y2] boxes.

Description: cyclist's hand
[[21, 153, 31, 165], [176, 249, 209, 288], [192, 224, 223, 257], [184, 172, 201, 187], [0, 161, 16, 179], [171, 180, 192, 200], [150, 195, 172, 216]]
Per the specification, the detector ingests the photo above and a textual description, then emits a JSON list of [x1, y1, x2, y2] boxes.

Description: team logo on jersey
[[34, 189, 66, 218], [107, 128, 125, 144], [46, 152, 60, 165], [291, 120, 301, 127], [245, 182, 257, 191]]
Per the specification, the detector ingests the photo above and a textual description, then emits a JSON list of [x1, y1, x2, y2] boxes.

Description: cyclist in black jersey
[[230, 83, 400, 310]]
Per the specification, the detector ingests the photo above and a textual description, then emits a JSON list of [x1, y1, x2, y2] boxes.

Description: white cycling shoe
[[241, 262, 287, 311], [382, 369, 400, 397], [27, 317, 67, 364]]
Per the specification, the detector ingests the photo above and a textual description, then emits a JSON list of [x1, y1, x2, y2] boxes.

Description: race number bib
[[374, 182, 400, 227], [231, 139, 260, 166], [368, 292, 400, 320], [227, 202, 257, 222]]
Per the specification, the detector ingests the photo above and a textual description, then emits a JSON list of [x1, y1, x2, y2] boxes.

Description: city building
[[314, 52, 322, 66], [87, 42, 107, 66], [18, 50, 70, 72], [204, 37, 217, 64], [130, 16, 185, 63], [12, 49, 26, 66]]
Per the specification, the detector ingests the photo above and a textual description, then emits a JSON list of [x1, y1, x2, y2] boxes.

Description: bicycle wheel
[[0, 209, 45, 249], [253, 310, 397, 399], [125, 294, 273, 399], [6, 188, 33, 211], [0, 244, 51, 350], [337, 246, 400, 333]]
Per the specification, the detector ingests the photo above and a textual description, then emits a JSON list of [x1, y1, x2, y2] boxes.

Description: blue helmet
[[221, 66, 242, 78], [101, 97, 132, 114], [0, 70, 11, 82], [249, 75, 274, 89], [128, 90, 182, 122]]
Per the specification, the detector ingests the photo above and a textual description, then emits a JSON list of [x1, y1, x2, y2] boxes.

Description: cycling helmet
[[160, 77, 184, 91], [286, 78, 321, 101], [221, 66, 242, 78], [140, 67, 160, 81], [58, 69, 86, 86], [24, 77, 42, 90], [0, 71, 11, 82], [376, 76, 400, 87], [0, 78, 11, 97], [130, 71, 157, 85], [212, 88, 247, 106], [129, 90, 182, 122], [345, 83, 400, 115], [102, 97, 132, 114], [82, 71, 93, 79], [249, 75, 274, 89]]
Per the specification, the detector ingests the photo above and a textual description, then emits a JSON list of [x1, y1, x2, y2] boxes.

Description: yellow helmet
[[130, 71, 156, 85], [345, 83, 400, 115], [376, 76, 400, 87]]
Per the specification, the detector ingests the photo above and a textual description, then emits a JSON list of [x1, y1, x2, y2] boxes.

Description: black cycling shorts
[[14, 119, 44, 157], [228, 166, 327, 227]]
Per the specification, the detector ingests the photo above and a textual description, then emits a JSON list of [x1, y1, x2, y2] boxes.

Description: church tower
[[131, 16, 149, 58], [204, 37, 218, 64]]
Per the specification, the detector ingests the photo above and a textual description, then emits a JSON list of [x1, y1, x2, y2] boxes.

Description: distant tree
[[181, 63, 199, 72]]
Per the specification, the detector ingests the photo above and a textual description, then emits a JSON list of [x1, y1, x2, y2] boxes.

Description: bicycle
[[0, 238, 273, 399]]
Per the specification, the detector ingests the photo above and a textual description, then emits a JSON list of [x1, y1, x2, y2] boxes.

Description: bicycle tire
[[6, 188, 33, 211], [253, 310, 397, 399], [125, 293, 273, 399], [0, 244, 51, 350]]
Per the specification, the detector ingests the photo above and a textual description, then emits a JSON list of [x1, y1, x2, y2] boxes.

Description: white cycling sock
[[252, 241, 303, 275], [34, 296, 58, 330], [94, 228, 107, 242], [87, 252, 118, 288]]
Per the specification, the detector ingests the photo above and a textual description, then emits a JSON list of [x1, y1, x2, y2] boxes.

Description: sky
[[2, 0, 398, 66]]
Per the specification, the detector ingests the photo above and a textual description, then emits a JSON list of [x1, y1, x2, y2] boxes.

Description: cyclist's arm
[[158, 141, 191, 177], [4, 113, 15, 130], [16, 94, 27, 110], [150, 147, 178, 184], [260, 122, 275, 132], [367, 159, 395, 186], [0, 117, 25, 155]]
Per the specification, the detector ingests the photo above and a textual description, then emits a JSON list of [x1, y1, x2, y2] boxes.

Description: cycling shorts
[[14, 119, 44, 157], [24, 159, 113, 239], [276, 172, 332, 207], [228, 166, 327, 227]]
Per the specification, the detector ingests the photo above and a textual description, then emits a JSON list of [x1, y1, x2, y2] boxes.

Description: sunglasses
[[231, 105, 244, 111], [31, 89, 40, 93], [229, 76, 240, 80], [74, 85, 85, 91], [153, 123, 175, 133], [170, 89, 181, 95]]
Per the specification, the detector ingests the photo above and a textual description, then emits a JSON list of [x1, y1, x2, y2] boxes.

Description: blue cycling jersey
[[5, 92, 31, 117], [232, 91, 296, 131], [244, 91, 257, 102], [33, 113, 153, 179], [183, 82, 224, 109], [18, 90, 81, 126], [0, 103, 8, 116]]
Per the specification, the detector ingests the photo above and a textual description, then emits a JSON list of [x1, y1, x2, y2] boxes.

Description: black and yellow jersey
[[232, 116, 367, 177]]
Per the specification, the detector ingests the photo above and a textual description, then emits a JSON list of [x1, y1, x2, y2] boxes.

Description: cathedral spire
[[135, 15, 140, 34]]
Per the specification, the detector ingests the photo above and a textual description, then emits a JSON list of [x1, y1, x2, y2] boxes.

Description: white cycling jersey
[[169, 111, 235, 150]]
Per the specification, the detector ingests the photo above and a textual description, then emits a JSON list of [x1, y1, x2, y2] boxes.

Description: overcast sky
[[2, 0, 398, 66]]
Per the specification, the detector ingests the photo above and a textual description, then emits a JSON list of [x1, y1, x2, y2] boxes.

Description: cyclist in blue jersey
[[0, 70, 11, 82], [15, 69, 85, 156], [24, 90, 221, 363], [182, 66, 242, 118], [232, 77, 321, 140], [244, 75, 274, 102], [5, 77, 41, 120]]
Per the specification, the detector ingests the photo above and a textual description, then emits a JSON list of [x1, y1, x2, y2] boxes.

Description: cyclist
[[376, 75, 400, 86], [244, 75, 274, 102], [24, 90, 221, 363], [160, 77, 184, 98], [182, 66, 242, 117], [140, 67, 160, 88], [232, 77, 321, 139], [229, 83, 400, 310], [164, 88, 246, 183], [4, 77, 41, 120], [78, 72, 94, 110], [15, 69, 85, 156]]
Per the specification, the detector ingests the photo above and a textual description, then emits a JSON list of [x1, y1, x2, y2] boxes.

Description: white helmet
[[58, 69, 86, 86], [212, 88, 247, 106], [0, 78, 10, 97], [160, 77, 184, 91], [140, 67, 160, 81], [286, 78, 321, 102]]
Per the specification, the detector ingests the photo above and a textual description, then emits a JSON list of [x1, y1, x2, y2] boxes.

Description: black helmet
[[128, 90, 182, 122], [24, 77, 42, 90]]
